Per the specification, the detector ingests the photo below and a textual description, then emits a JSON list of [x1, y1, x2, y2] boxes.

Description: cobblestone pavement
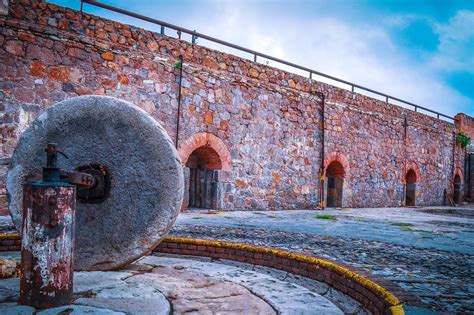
[[170, 207, 474, 314]]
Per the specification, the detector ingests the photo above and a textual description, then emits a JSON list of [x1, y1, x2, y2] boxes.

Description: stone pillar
[[0, 159, 9, 216], [216, 170, 231, 210], [181, 167, 190, 211]]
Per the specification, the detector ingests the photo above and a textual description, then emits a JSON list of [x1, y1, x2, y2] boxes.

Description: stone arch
[[324, 152, 350, 178], [179, 132, 231, 171], [453, 167, 463, 185], [323, 152, 350, 208], [404, 161, 420, 183]]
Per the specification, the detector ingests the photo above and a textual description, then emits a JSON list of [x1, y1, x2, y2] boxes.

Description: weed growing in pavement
[[314, 214, 337, 220], [389, 222, 414, 227]]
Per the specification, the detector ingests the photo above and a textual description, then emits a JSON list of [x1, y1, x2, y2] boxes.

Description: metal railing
[[81, 0, 454, 121]]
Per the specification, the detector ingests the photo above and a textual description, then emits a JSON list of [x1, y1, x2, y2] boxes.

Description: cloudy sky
[[51, 0, 474, 118]]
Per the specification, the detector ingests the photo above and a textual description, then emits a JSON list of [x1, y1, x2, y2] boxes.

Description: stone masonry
[[0, 0, 472, 213]]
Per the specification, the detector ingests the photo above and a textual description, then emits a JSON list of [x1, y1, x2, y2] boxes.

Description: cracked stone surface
[[136, 255, 349, 315], [170, 206, 474, 314], [0, 253, 355, 314]]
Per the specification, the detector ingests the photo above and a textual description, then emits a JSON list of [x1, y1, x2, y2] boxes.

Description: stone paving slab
[[137, 255, 347, 315], [171, 207, 474, 314], [0, 253, 358, 314]]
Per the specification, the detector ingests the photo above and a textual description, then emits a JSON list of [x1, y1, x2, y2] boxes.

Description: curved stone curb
[[0, 233, 404, 314], [155, 237, 405, 315]]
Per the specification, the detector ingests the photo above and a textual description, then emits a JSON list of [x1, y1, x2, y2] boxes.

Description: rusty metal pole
[[19, 144, 76, 309]]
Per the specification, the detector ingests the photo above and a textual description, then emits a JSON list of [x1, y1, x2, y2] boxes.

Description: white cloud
[[431, 10, 474, 72], [178, 2, 472, 117]]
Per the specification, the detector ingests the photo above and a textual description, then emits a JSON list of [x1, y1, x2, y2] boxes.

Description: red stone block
[[101, 51, 114, 61], [30, 60, 46, 77], [117, 74, 129, 84], [48, 66, 69, 82], [101, 79, 116, 89], [18, 31, 35, 42]]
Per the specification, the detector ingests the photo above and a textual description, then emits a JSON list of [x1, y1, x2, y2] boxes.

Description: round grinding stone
[[7, 96, 183, 271]]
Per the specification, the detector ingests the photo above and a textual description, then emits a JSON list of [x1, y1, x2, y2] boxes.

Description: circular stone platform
[[0, 253, 368, 314]]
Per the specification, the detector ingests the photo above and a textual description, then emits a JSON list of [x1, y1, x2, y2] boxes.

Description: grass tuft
[[389, 222, 413, 227], [314, 214, 337, 220]]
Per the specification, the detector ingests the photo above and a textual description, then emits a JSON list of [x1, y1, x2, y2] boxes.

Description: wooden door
[[406, 183, 416, 206], [327, 176, 343, 208], [188, 168, 218, 209]]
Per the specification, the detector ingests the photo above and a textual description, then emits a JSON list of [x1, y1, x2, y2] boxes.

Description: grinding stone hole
[[75, 163, 111, 203]]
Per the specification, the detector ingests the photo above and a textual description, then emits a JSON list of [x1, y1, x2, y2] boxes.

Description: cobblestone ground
[[170, 207, 474, 314]]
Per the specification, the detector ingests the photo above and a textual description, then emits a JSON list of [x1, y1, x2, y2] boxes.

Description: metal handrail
[[81, 0, 454, 121]]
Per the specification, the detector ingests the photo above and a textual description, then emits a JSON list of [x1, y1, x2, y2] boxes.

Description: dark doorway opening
[[186, 146, 221, 209], [453, 174, 461, 204], [405, 169, 417, 206], [326, 161, 344, 208]]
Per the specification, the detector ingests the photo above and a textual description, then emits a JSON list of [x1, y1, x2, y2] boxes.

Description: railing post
[[160, 25, 165, 34], [254, 54, 257, 62], [351, 85, 354, 93], [385, 96, 388, 103], [414, 106, 418, 112]]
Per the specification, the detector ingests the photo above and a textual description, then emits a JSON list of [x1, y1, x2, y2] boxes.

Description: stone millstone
[[7, 96, 183, 271]]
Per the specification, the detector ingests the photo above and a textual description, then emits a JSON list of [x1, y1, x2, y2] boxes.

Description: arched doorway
[[453, 174, 461, 204], [326, 161, 345, 208], [179, 133, 232, 211], [186, 146, 222, 209], [405, 169, 417, 206]]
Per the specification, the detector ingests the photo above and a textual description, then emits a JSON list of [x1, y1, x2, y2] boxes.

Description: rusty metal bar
[[318, 92, 326, 209], [175, 55, 184, 147], [81, 0, 454, 121], [59, 170, 96, 188]]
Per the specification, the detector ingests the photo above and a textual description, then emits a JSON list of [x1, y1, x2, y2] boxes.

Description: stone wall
[[456, 113, 474, 139], [0, 0, 472, 213]]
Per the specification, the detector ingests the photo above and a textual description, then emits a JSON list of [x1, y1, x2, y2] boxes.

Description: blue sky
[[50, 0, 474, 118]]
